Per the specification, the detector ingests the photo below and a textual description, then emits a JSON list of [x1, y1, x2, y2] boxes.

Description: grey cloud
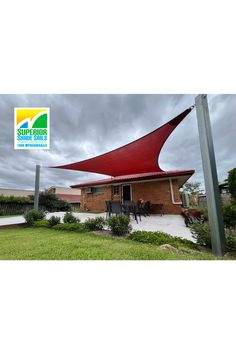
[[0, 94, 235, 191]]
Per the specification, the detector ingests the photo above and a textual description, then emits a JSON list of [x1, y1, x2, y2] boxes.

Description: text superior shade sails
[[53, 108, 192, 176]]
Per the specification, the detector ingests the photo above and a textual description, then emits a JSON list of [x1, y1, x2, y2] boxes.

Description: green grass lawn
[[0, 226, 224, 260]]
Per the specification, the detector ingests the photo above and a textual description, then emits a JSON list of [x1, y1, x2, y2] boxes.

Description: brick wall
[[80, 186, 112, 212], [131, 179, 181, 214], [80, 178, 182, 214]]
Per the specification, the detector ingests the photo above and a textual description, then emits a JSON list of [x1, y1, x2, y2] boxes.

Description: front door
[[122, 184, 131, 202]]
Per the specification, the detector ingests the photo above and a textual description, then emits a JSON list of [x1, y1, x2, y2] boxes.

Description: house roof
[[52, 107, 193, 176], [56, 194, 81, 203], [71, 170, 194, 188]]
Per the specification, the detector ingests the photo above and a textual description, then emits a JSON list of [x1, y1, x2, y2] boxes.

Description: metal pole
[[34, 165, 40, 210], [195, 94, 225, 255]]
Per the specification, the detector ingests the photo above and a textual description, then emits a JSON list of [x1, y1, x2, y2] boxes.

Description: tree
[[182, 182, 201, 195], [182, 181, 202, 207], [228, 168, 236, 203], [29, 190, 71, 211]]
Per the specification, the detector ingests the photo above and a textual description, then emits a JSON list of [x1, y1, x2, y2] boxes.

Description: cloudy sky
[[0, 94, 235, 191]]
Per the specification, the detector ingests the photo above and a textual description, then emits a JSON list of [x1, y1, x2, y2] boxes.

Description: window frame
[[112, 185, 120, 196]]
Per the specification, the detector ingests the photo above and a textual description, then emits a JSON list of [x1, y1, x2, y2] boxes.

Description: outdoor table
[[149, 203, 164, 215]]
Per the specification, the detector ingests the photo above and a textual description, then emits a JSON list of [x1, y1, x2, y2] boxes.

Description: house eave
[[71, 170, 194, 189]]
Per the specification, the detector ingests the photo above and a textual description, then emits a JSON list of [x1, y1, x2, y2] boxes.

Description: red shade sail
[[52, 107, 192, 176]]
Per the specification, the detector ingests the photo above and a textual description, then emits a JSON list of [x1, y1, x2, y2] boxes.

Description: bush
[[53, 223, 87, 232], [48, 215, 61, 227], [190, 223, 236, 251], [63, 212, 80, 224], [190, 223, 212, 248], [228, 168, 236, 202], [33, 220, 49, 228], [0, 195, 34, 216], [24, 209, 46, 226], [128, 230, 197, 249], [49, 199, 71, 212], [83, 217, 107, 231], [0, 195, 33, 205], [196, 205, 236, 228], [29, 191, 71, 212], [225, 229, 236, 251], [223, 204, 236, 229], [199, 208, 208, 221], [107, 215, 132, 236]]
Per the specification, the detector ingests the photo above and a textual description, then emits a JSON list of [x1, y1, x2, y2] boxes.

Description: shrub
[[0, 195, 34, 216], [53, 223, 87, 232], [107, 215, 131, 236], [29, 191, 71, 212], [228, 168, 236, 202], [190, 223, 212, 248], [49, 199, 71, 212], [223, 204, 236, 229], [128, 230, 197, 249], [190, 223, 236, 252], [33, 220, 49, 228], [0, 195, 33, 204], [225, 229, 236, 251], [48, 215, 61, 227], [199, 208, 208, 221], [129, 230, 170, 245], [83, 217, 107, 231], [63, 212, 80, 224], [24, 209, 46, 226], [196, 205, 236, 228]]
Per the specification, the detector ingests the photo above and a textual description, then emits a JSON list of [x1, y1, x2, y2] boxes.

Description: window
[[93, 187, 103, 194], [112, 185, 120, 196]]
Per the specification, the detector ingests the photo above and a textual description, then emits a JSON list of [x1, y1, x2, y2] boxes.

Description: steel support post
[[34, 164, 40, 210], [195, 94, 225, 255]]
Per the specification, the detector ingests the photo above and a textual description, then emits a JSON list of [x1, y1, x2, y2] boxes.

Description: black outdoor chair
[[122, 201, 133, 216], [142, 201, 151, 216], [133, 202, 142, 223], [123, 202, 141, 223], [135, 200, 151, 218], [105, 200, 111, 218], [110, 201, 123, 216], [122, 201, 141, 223]]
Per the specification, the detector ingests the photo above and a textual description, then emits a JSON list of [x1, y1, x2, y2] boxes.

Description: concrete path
[[0, 212, 193, 241], [0, 216, 25, 226]]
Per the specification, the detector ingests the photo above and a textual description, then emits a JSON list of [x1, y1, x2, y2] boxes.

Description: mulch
[[0, 223, 26, 229]]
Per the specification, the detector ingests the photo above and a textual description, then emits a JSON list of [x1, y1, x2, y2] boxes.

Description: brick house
[[53, 106, 195, 214], [71, 170, 194, 214]]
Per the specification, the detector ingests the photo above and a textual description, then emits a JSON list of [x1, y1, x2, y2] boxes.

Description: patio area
[[0, 212, 194, 241], [49, 212, 194, 241]]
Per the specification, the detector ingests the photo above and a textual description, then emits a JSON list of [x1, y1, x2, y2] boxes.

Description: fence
[[198, 194, 231, 208], [0, 203, 46, 216]]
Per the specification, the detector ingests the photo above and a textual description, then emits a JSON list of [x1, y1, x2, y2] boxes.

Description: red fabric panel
[[52, 108, 191, 177]]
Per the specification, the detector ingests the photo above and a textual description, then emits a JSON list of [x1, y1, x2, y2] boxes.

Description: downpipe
[[169, 178, 182, 205]]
